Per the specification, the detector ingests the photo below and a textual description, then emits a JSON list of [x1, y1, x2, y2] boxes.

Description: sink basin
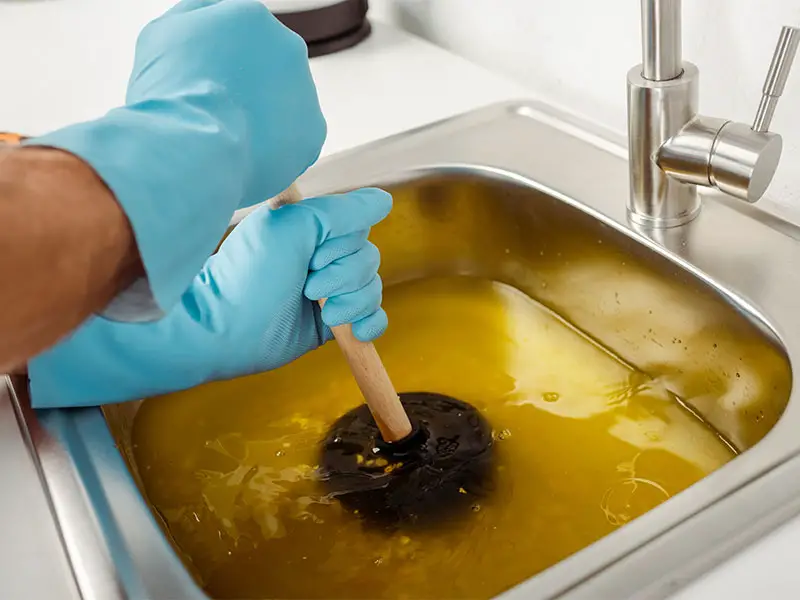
[[8, 99, 800, 599]]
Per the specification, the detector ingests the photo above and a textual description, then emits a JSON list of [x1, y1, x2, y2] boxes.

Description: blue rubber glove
[[28, 188, 392, 408], [22, 0, 325, 319]]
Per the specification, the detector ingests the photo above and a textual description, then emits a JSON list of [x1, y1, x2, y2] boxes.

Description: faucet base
[[626, 204, 700, 229], [627, 61, 701, 228]]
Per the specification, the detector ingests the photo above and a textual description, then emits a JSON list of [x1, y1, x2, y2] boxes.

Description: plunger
[[268, 185, 496, 527]]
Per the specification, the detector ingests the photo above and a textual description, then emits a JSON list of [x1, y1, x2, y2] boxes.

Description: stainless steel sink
[[8, 99, 800, 599]]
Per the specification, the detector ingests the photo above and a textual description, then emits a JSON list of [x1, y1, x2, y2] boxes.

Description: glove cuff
[[22, 101, 247, 315]]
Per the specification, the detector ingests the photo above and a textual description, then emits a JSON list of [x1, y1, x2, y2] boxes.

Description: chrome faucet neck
[[627, 0, 799, 228], [640, 0, 682, 82]]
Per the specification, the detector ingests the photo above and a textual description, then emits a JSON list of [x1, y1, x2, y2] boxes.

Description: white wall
[[370, 0, 800, 210]]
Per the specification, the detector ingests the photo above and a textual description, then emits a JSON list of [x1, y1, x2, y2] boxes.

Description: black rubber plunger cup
[[269, 184, 496, 527], [319, 391, 495, 527]]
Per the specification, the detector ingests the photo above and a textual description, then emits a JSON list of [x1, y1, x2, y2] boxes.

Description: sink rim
[[10, 97, 800, 600], [343, 161, 791, 351]]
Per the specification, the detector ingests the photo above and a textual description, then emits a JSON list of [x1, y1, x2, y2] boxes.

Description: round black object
[[318, 392, 495, 528], [273, 0, 371, 58]]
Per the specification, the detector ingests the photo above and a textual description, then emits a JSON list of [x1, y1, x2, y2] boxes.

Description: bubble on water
[[542, 392, 560, 403]]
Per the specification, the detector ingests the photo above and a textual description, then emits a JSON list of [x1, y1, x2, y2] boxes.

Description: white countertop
[[2, 0, 800, 598], [0, 0, 529, 156]]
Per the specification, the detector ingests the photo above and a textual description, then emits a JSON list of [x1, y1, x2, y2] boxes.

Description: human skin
[[0, 144, 143, 372]]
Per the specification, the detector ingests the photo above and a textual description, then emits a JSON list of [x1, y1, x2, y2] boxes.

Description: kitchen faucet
[[627, 0, 799, 228]]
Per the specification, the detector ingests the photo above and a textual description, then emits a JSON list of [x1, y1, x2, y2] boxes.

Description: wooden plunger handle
[[268, 184, 413, 442], [322, 300, 413, 442]]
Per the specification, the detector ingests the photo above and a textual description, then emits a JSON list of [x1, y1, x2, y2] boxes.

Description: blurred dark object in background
[[267, 0, 371, 58]]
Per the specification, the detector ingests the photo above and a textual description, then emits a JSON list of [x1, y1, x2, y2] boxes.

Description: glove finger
[[304, 242, 380, 301], [320, 276, 383, 329], [297, 187, 392, 241], [351, 308, 389, 342], [309, 230, 369, 271]]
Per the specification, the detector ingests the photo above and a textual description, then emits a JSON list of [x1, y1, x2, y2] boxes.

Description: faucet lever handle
[[752, 25, 800, 132]]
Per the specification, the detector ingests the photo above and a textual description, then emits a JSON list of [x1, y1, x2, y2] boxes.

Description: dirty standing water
[[131, 276, 735, 599]]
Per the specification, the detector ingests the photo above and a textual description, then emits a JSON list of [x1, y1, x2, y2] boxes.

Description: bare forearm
[[0, 147, 143, 371]]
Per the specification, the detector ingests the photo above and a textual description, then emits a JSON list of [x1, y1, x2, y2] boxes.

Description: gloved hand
[[23, 0, 326, 318], [28, 188, 392, 408]]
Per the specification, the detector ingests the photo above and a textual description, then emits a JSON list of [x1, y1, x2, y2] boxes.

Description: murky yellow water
[[132, 276, 736, 599]]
